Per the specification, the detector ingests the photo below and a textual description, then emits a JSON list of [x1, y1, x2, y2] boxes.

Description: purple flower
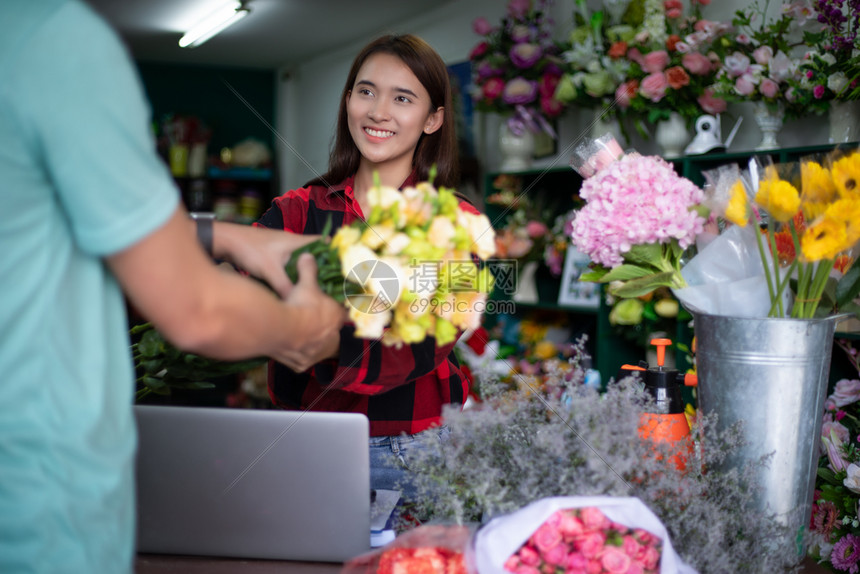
[[502, 77, 538, 105], [814, 84, 826, 98], [832, 534, 860, 574], [509, 43, 542, 69], [510, 24, 533, 43]]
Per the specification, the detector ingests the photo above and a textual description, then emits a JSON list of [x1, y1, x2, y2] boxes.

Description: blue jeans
[[368, 425, 450, 505]]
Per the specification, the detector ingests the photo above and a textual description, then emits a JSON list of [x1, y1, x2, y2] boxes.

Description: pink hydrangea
[[571, 155, 706, 268]]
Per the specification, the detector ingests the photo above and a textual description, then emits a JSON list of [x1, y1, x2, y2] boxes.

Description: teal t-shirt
[[0, 1, 179, 571]]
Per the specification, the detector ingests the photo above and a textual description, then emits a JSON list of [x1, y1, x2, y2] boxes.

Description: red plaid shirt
[[255, 173, 476, 436]]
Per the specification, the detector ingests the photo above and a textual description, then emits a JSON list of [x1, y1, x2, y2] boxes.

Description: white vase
[[753, 101, 784, 151], [829, 100, 860, 144], [499, 122, 535, 172], [513, 260, 539, 304], [654, 112, 689, 158]]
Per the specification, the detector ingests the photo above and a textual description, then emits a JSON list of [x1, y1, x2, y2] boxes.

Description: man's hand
[[275, 253, 345, 372], [212, 222, 321, 298]]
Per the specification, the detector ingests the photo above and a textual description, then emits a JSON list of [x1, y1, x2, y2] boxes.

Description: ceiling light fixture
[[178, 1, 250, 49]]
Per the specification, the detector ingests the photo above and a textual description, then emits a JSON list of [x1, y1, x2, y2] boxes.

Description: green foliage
[[131, 323, 265, 402]]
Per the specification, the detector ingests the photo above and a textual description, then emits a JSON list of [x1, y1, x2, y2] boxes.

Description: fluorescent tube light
[[179, 1, 250, 48]]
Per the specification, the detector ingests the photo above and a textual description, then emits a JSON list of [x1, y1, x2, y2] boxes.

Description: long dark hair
[[306, 34, 459, 189]]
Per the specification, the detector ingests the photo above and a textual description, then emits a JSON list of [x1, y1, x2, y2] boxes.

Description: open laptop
[[134, 404, 371, 562]]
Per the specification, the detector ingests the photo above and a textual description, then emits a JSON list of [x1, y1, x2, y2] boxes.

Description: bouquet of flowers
[[710, 0, 807, 118], [568, 133, 707, 298], [285, 177, 497, 346], [792, 0, 860, 113], [696, 150, 860, 319], [133, 178, 497, 401], [613, 0, 729, 129], [809, 339, 860, 571], [341, 524, 472, 574], [554, 0, 637, 112], [473, 497, 696, 574], [469, 0, 566, 136]]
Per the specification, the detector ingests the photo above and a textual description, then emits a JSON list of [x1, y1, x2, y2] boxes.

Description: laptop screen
[[134, 405, 371, 562]]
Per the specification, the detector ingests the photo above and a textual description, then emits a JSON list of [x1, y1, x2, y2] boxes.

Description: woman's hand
[[212, 222, 322, 298]]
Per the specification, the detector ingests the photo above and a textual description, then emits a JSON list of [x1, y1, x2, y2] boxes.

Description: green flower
[[609, 298, 645, 326]]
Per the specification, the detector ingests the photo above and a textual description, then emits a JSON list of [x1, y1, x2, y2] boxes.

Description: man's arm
[[107, 206, 344, 373], [208, 220, 319, 298]]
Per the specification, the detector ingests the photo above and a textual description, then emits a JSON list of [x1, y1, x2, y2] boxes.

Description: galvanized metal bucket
[[691, 311, 846, 558]]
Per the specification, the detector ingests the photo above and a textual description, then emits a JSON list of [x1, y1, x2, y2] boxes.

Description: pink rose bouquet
[[472, 496, 696, 574], [568, 134, 706, 298], [613, 0, 729, 130], [504, 507, 661, 574]]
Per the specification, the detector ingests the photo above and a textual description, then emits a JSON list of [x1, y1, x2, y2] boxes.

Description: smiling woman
[[252, 34, 484, 507]]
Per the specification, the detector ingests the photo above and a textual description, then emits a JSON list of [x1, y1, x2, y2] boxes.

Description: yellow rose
[[435, 291, 486, 331], [367, 184, 402, 210], [434, 316, 458, 346], [400, 186, 434, 226], [360, 223, 395, 250], [427, 215, 457, 248], [724, 180, 750, 227], [755, 178, 800, 223], [331, 226, 361, 255], [340, 243, 379, 283], [349, 305, 390, 340], [382, 232, 411, 256], [458, 211, 496, 260]]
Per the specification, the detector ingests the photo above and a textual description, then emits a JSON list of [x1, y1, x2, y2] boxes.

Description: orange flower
[[773, 228, 796, 265], [377, 547, 466, 574], [835, 255, 854, 274], [666, 34, 682, 51], [665, 66, 690, 89], [608, 41, 628, 59]]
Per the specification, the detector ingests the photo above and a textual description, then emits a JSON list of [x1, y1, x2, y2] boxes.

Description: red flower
[[665, 66, 690, 89], [469, 41, 489, 61], [464, 327, 489, 355], [664, 0, 683, 18], [481, 77, 505, 101], [608, 41, 628, 59], [377, 547, 465, 574], [665, 34, 682, 52]]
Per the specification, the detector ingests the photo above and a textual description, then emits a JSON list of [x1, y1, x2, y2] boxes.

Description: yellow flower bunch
[[720, 152, 860, 318], [289, 178, 496, 347]]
